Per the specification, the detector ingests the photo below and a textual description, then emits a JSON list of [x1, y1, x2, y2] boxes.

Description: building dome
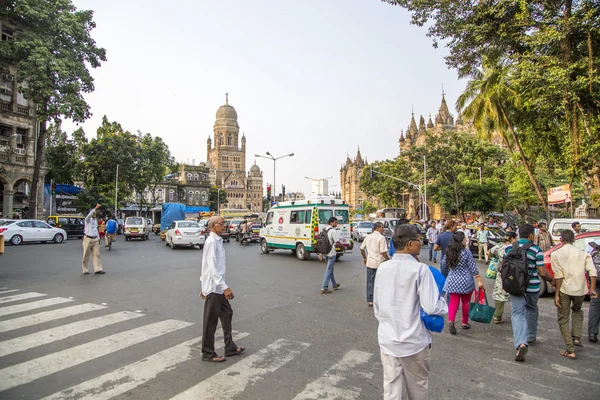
[[216, 103, 238, 121], [250, 164, 261, 174]]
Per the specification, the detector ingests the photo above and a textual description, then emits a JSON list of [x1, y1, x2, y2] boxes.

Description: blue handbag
[[420, 266, 446, 332]]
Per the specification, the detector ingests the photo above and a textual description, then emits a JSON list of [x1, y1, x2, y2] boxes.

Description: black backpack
[[590, 242, 600, 270], [501, 241, 533, 296], [316, 226, 333, 255]]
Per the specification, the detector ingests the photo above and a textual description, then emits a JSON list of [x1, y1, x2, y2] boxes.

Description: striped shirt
[[504, 239, 545, 293]]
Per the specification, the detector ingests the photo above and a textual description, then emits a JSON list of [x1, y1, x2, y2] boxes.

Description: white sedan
[[165, 220, 205, 250], [0, 219, 68, 245]]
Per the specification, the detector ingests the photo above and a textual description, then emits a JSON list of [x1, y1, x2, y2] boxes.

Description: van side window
[[290, 210, 306, 224], [305, 210, 312, 224], [265, 212, 273, 226]]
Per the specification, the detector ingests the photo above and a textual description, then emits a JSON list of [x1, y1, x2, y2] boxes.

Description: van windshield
[[318, 209, 349, 224], [127, 218, 143, 225]]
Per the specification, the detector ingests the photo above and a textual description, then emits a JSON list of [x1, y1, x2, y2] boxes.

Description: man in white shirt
[[360, 222, 389, 307], [551, 230, 597, 358], [320, 217, 342, 294], [200, 216, 245, 362], [426, 224, 440, 263], [82, 203, 105, 275], [374, 224, 448, 400], [457, 223, 471, 250]]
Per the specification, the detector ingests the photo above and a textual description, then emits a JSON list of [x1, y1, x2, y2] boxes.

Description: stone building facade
[[206, 95, 263, 212], [0, 21, 46, 218], [143, 164, 212, 208], [340, 148, 381, 211]]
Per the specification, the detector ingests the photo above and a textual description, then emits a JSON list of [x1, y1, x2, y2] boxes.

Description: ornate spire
[[408, 113, 418, 137], [355, 147, 363, 165], [427, 113, 434, 128], [399, 129, 405, 143], [225, 91, 229, 104], [418, 115, 426, 136]]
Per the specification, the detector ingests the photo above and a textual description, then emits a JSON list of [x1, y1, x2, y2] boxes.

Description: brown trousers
[[82, 236, 103, 273], [557, 291, 584, 353]]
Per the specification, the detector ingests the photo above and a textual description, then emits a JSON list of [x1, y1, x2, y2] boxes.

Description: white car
[[0, 219, 68, 245], [165, 220, 205, 249]]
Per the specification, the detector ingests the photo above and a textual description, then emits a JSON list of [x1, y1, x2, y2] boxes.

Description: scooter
[[240, 232, 251, 246]]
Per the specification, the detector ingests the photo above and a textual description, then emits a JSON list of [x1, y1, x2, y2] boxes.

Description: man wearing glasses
[[374, 224, 448, 399], [200, 216, 245, 362]]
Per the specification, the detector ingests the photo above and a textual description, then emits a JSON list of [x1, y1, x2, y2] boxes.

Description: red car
[[542, 231, 600, 296]]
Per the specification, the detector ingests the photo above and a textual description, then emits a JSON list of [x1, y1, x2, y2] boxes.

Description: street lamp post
[[255, 152, 294, 202], [115, 164, 119, 218], [371, 166, 426, 220]]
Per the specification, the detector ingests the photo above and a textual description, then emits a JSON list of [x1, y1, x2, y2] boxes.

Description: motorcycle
[[240, 232, 251, 246]]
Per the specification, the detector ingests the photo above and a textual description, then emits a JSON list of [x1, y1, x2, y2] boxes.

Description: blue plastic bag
[[388, 237, 395, 257], [420, 266, 446, 332]]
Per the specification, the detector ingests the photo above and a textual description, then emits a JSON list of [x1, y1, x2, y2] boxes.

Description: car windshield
[[127, 218, 143, 225], [178, 221, 199, 228], [358, 222, 373, 229]]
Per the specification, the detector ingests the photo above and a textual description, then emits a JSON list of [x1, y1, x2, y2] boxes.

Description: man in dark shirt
[[434, 220, 458, 277]]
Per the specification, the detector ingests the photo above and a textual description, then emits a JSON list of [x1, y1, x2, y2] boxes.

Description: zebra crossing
[[0, 288, 380, 399]]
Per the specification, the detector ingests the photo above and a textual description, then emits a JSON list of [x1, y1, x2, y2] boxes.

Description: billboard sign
[[547, 184, 572, 205]]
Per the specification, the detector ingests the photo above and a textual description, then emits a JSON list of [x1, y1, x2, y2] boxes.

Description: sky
[[66, 0, 464, 197]]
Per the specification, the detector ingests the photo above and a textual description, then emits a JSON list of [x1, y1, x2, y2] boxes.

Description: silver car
[[0, 219, 68, 245], [353, 221, 373, 242]]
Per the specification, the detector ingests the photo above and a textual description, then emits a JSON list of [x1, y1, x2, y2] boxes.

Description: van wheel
[[261, 239, 270, 254], [53, 234, 64, 244], [296, 243, 308, 261]]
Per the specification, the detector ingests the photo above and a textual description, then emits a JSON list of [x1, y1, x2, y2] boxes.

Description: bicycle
[[107, 233, 114, 251]]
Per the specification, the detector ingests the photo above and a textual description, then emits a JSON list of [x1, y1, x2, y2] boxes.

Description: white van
[[259, 196, 354, 261], [549, 218, 600, 242], [124, 216, 150, 241]]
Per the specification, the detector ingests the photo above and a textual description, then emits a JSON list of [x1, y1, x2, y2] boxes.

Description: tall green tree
[[209, 187, 228, 212], [0, 0, 106, 218], [44, 124, 78, 184], [456, 57, 549, 213]]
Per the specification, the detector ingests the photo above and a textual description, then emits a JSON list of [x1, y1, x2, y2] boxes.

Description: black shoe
[[449, 322, 457, 335], [83, 272, 90, 275], [95, 271, 106, 275], [589, 334, 598, 343]]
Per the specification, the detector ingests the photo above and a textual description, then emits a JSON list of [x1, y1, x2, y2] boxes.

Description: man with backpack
[[318, 217, 342, 294], [551, 230, 597, 358], [587, 239, 600, 343], [502, 224, 553, 362]]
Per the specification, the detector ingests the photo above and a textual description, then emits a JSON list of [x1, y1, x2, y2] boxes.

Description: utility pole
[[115, 164, 119, 218]]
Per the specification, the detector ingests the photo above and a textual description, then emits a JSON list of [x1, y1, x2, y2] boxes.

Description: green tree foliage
[[209, 187, 228, 212], [0, 0, 106, 218], [381, 0, 600, 202], [44, 124, 78, 185]]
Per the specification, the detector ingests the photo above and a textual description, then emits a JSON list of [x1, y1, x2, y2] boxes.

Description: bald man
[[200, 216, 245, 362]]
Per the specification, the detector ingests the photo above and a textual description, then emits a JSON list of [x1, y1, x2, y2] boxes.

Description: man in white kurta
[[200, 216, 245, 362], [374, 224, 448, 400]]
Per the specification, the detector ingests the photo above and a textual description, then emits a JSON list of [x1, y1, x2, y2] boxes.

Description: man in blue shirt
[[105, 215, 118, 248], [504, 223, 553, 362], [434, 220, 458, 277]]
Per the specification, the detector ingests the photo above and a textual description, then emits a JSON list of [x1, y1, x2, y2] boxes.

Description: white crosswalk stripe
[[0, 289, 19, 295], [0, 288, 378, 399], [42, 332, 251, 400], [0, 292, 46, 304], [0, 319, 193, 391], [0, 297, 73, 317], [0, 303, 106, 333], [170, 338, 311, 400], [0, 311, 144, 357], [293, 350, 373, 400]]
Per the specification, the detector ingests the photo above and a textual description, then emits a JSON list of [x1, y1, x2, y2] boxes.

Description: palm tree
[[456, 57, 549, 214]]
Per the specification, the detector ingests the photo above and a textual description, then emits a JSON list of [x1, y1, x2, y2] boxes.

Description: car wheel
[[296, 243, 308, 261], [261, 239, 270, 254], [53, 234, 64, 244], [10, 235, 22, 245]]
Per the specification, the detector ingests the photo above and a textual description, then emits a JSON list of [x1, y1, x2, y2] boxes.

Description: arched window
[[227, 134, 232, 146], [218, 134, 223, 146], [157, 188, 163, 201], [169, 189, 174, 201], [188, 191, 193, 202], [194, 191, 200, 204], [194, 174, 199, 180], [187, 173, 192, 180], [201, 191, 207, 201]]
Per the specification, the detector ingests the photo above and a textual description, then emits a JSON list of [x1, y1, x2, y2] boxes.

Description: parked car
[[165, 220, 205, 249], [468, 225, 507, 255], [549, 218, 600, 243], [0, 219, 67, 245], [353, 221, 373, 242], [124, 217, 150, 241], [221, 219, 231, 242], [372, 218, 407, 239], [542, 231, 600, 296], [46, 215, 85, 239]]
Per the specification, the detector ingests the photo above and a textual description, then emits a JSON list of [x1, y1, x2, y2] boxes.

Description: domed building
[[207, 94, 263, 212]]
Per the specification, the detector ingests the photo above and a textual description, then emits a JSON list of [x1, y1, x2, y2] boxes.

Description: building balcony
[[0, 100, 32, 116], [0, 150, 31, 166]]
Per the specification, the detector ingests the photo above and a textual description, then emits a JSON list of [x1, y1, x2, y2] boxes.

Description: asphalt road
[[0, 234, 598, 400]]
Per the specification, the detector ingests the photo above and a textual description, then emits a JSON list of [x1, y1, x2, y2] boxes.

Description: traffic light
[[266, 184, 271, 201], [51, 181, 56, 195]]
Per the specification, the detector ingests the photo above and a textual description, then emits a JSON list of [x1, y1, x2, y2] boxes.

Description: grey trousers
[[589, 285, 600, 336], [381, 346, 430, 400]]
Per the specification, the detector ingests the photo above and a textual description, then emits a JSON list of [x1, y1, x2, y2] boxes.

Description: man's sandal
[[560, 350, 577, 359], [573, 337, 583, 347], [202, 355, 226, 363], [225, 347, 245, 357]]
